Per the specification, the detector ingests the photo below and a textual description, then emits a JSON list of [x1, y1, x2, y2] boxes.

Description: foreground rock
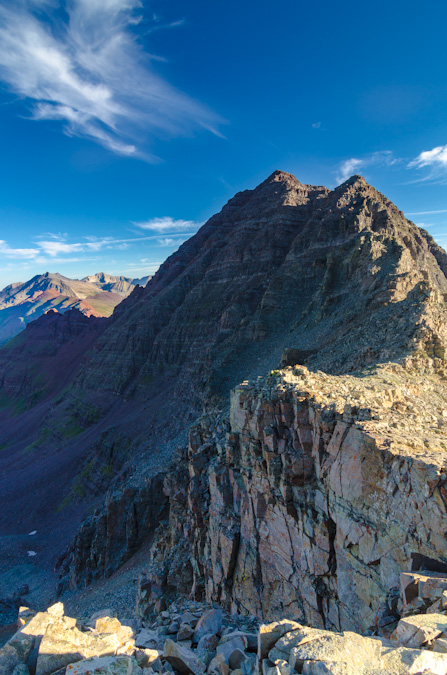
[[0, 600, 259, 675], [8, 595, 447, 674], [263, 621, 447, 675], [66, 655, 142, 674], [164, 639, 205, 674], [0, 603, 139, 675]]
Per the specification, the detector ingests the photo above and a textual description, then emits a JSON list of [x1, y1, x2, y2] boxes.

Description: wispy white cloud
[[409, 146, 447, 170], [336, 150, 398, 184], [133, 216, 201, 233], [0, 0, 222, 158], [312, 122, 321, 129], [406, 209, 447, 216], [157, 237, 187, 247], [0, 240, 40, 259], [408, 146, 447, 182], [0, 232, 191, 262], [336, 158, 364, 183]]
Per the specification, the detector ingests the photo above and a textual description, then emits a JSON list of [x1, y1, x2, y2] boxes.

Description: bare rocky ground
[[4, 569, 447, 674]]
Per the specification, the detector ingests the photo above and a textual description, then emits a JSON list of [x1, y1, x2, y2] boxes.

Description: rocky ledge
[[133, 360, 447, 634]]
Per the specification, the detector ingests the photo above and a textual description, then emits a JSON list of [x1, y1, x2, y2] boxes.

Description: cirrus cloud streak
[[133, 216, 202, 233], [0, 0, 222, 158]]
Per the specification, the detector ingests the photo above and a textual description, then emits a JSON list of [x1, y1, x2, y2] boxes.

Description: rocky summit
[[2, 170, 447, 674]]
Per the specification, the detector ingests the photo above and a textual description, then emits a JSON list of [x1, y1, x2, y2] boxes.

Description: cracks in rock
[[326, 516, 337, 576]]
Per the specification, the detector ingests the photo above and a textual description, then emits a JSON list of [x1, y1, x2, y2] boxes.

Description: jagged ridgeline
[[0, 271, 150, 345], [1, 171, 447, 634]]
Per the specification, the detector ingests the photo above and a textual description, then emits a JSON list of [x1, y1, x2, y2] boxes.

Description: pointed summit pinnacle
[[265, 169, 301, 185]]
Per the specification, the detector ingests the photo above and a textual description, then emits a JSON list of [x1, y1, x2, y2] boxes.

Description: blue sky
[[0, 0, 446, 288]]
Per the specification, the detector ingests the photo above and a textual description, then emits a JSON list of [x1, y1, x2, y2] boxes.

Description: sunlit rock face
[[137, 363, 447, 634]]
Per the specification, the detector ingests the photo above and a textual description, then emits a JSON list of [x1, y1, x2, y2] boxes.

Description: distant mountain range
[[0, 271, 150, 344]]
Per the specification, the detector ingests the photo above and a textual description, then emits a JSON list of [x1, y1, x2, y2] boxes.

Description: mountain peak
[[340, 174, 368, 187], [265, 169, 301, 184]]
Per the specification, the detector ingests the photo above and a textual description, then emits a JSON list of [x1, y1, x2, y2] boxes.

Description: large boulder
[[216, 636, 247, 665], [65, 655, 142, 674], [286, 631, 382, 674], [257, 621, 302, 660], [265, 623, 447, 675], [193, 610, 223, 645], [164, 638, 205, 675], [35, 622, 124, 675], [392, 613, 447, 648]]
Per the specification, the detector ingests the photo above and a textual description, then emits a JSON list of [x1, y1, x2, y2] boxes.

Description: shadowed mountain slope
[[1, 170, 447, 613], [67, 170, 447, 402]]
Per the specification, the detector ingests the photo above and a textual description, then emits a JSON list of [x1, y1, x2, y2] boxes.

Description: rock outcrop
[[58, 472, 167, 590], [57, 171, 447, 590], [136, 362, 447, 634]]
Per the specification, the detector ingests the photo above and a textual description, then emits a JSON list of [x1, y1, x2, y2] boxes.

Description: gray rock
[[164, 638, 204, 675], [257, 621, 302, 660], [287, 631, 382, 673], [0, 644, 20, 675], [207, 653, 229, 675], [240, 655, 257, 675], [167, 621, 180, 635], [193, 610, 223, 645], [262, 659, 278, 675], [88, 609, 116, 627], [228, 648, 247, 670], [6, 631, 35, 663], [95, 617, 123, 634], [135, 630, 163, 650], [134, 648, 163, 670], [216, 637, 247, 666], [433, 637, 447, 653], [181, 612, 199, 628], [196, 633, 218, 667], [35, 622, 123, 675], [65, 655, 143, 673], [392, 613, 447, 648], [178, 624, 194, 641], [47, 603, 65, 618], [12, 665, 30, 675], [219, 632, 257, 652]]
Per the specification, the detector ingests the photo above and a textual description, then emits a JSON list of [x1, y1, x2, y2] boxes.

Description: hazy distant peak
[[0, 269, 151, 345]]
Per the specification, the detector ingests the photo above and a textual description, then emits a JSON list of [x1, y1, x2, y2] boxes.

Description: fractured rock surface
[[138, 363, 447, 633]]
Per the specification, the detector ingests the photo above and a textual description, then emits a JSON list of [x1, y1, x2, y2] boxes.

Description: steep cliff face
[[136, 362, 447, 634]]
